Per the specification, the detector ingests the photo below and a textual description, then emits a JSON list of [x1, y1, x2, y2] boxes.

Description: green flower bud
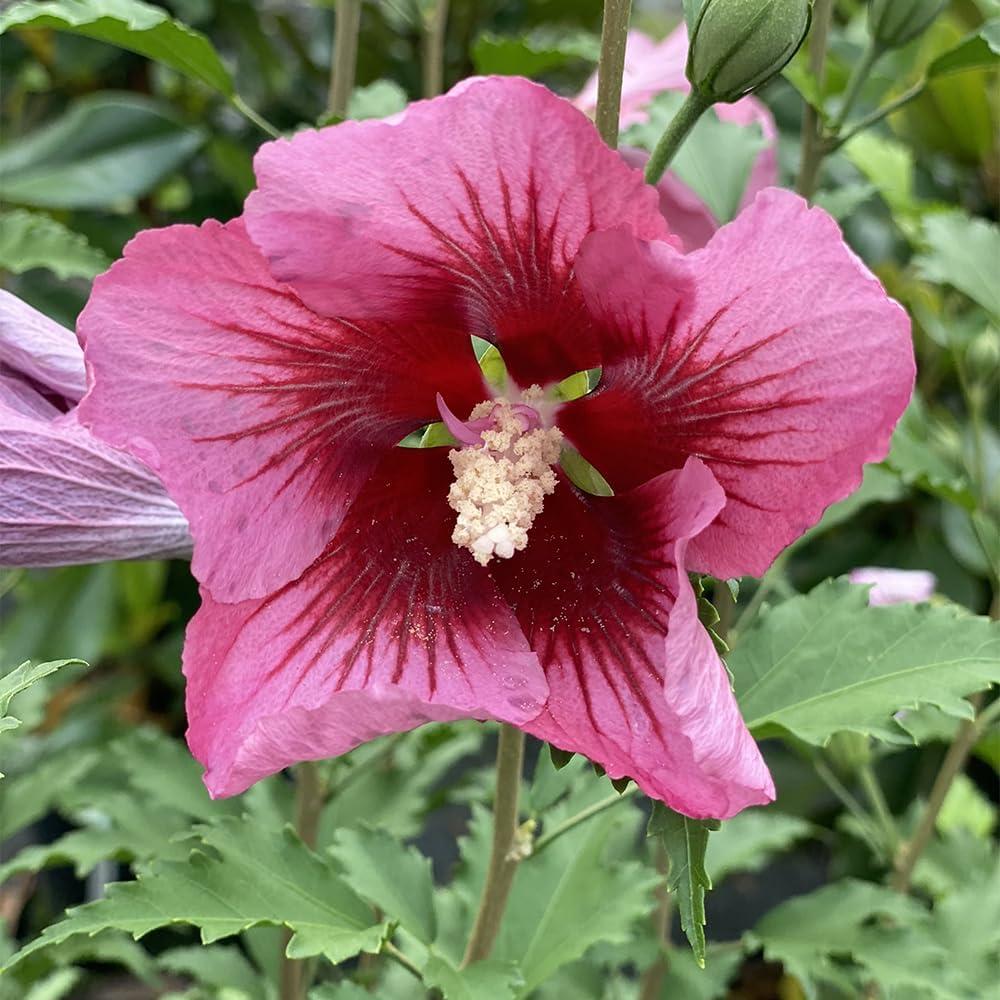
[[826, 732, 873, 776], [868, 0, 947, 51], [687, 0, 812, 103]]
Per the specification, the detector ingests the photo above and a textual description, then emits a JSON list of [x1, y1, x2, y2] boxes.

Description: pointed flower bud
[[868, 0, 946, 51], [687, 0, 811, 103]]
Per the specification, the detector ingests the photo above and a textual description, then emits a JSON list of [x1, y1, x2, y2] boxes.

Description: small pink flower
[[849, 567, 937, 606], [79, 78, 913, 817], [575, 26, 779, 250], [0, 291, 190, 566]]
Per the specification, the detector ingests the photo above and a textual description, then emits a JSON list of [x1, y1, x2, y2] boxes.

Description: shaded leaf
[[0, 0, 234, 95], [471, 27, 599, 77], [422, 953, 523, 1000], [915, 210, 1000, 316], [705, 809, 813, 883], [928, 18, 1000, 77], [733, 578, 1000, 746], [0, 92, 204, 210], [0, 209, 110, 279]]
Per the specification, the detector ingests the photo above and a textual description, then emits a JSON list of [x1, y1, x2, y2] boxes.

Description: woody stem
[[461, 724, 526, 966]]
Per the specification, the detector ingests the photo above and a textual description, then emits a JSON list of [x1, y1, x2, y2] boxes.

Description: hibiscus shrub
[[1, 1, 998, 999]]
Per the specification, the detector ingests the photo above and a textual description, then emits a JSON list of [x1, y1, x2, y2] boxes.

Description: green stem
[[831, 40, 881, 132], [638, 845, 673, 1000], [643, 89, 712, 184], [814, 758, 885, 855], [383, 940, 424, 981], [594, 0, 634, 147], [279, 762, 325, 1000], [796, 0, 834, 199], [422, 0, 449, 97], [326, 732, 406, 800], [890, 692, 986, 894], [461, 725, 526, 966], [531, 785, 639, 857], [858, 761, 899, 851], [328, 0, 362, 118], [831, 79, 926, 150], [231, 95, 280, 138]]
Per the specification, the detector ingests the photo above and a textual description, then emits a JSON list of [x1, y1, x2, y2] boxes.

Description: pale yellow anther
[[447, 394, 562, 566]]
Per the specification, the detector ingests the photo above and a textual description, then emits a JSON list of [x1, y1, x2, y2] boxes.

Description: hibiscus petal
[[490, 457, 773, 819], [564, 190, 914, 578], [244, 76, 670, 386], [77, 219, 484, 602], [0, 290, 87, 402], [183, 449, 548, 798], [0, 408, 191, 566]]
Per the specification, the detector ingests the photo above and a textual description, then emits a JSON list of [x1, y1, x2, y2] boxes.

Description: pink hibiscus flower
[[575, 26, 780, 250], [0, 291, 190, 566], [78, 78, 914, 818]]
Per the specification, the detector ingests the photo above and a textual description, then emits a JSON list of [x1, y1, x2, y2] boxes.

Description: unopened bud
[[687, 0, 811, 103], [869, 0, 947, 51]]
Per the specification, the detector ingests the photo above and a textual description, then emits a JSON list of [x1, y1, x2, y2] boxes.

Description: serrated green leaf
[[0, 92, 204, 210], [0, 749, 100, 835], [158, 944, 265, 1000], [0, 0, 234, 95], [704, 809, 813, 884], [915, 210, 1000, 317], [3, 817, 389, 970], [647, 803, 719, 967], [624, 91, 766, 223], [346, 79, 408, 121], [0, 209, 110, 279], [422, 953, 524, 1000], [330, 827, 437, 944], [733, 578, 1000, 746]]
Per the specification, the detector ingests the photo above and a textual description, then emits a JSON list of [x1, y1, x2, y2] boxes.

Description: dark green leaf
[[472, 27, 599, 77], [705, 809, 813, 883], [0, 209, 110, 279], [733, 578, 1000, 746], [0, 0, 234, 95], [0, 92, 204, 210], [647, 803, 720, 967]]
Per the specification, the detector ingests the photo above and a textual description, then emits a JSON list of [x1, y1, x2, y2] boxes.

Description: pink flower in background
[[575, 26, 780, 250], [849, 567, 937, 606], [0, 291, 190, 567], [79, 77, 913, 817]]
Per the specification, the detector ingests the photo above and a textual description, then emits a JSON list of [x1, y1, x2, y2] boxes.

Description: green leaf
[[330, 827, 437, 944], [660, 945, 743, 1000], [422, 953, 523, 1000], [624, 92, 766, 223], [4, 817, 389, 970], [346, 79, 408, 120], [158, 944, 265, 1000], [0, 92, 204, 210], [733, 578, 1000, 746], [915, 210, 1000, 317], [927, 19, 1000, 78], [936, 772, 997, 837], [471, 334, 508, 390], [704, 809, 813, 883], [0, 209, 110, 279], [559, 445, 614, 497], [843, 132, 921, 238], [471, 27, 599, 77], [748, 879, 957, 999], [647, 803, 719, 967], [0, 749, 100, 836], [0, 0, 234, 95]]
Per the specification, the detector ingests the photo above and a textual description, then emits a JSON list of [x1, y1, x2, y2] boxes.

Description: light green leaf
[[0, 0, 234, 95], [660, 945, 743, 1000], [647, 803, 719, 967], [22, 968, 81, 1000], [347, 79, 408, 120], [471, 27, 599, 77], [936, 773, 997, 837], [915, 210, 1000, 317], [422, 953, 523, 1000], [559, 445, 614, 497], [0, 749, 99, 836], [704, 809, 813, 884], [0, 209, 110, 279], [927, 19, 1000, 78], [733, 578, 1000, 746], [331, 827, 437, 944], [0, 92, 204, 210], [3, 818, 389, 970], [472, 334, 508, 390], [625, 92, 766, 223]]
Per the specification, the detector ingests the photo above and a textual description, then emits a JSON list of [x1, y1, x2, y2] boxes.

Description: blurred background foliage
[[0, 1, 998, 998]]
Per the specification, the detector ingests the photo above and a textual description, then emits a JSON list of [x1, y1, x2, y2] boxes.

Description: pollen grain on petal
[[447, 397, 562, 566]]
